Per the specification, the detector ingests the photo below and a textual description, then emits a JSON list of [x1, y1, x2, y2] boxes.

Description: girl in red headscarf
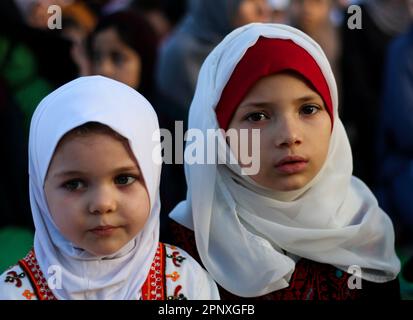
[[169, 23, 401, 300]]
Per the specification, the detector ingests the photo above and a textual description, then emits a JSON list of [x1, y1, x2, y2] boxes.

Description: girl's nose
[[88, 186, 117, 215], [273, 116, 302, 148]]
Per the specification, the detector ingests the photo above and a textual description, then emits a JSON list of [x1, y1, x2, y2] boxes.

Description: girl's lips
[[89, 225, 118, 236], [274, 161, 308, 174]]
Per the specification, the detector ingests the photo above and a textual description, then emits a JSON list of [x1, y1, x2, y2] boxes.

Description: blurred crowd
[[0, 0, 412, 296]]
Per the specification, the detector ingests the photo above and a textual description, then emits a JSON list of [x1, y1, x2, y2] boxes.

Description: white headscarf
[[170, 23, 401, 297], [29, 76, 162, 300]]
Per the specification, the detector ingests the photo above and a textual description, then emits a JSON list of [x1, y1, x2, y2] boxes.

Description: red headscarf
[[215, 37, 333, 130]]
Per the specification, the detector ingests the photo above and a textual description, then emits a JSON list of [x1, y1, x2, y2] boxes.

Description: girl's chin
[[249, 170, 312, 192], [263, 177, 309, 192], [83, 244, 123, 257]]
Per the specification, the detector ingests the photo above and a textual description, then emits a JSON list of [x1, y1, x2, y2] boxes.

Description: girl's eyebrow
[[238, 94, 322, 109], [112, 166, 141, 175], [294, 94, 322, 103], [54, 170, 84, 178], [53, 166, 140, 178], [237, 101, 273, 109]]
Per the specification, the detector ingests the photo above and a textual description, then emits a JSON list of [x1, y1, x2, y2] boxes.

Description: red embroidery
[[166, 271, 180, 282], [167, 284, 187, 300], [22, 289, 36, 300], [174, 285, 182, 296], [5, 271, 25, 288], [18, 250, 56, 300], [18, 243, 167, 300], [141, 242, 167, 300], [167, 251, 186, 267]]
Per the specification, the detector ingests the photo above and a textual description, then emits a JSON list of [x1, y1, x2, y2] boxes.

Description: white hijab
[[29, 76, 162, 300], [170, 23, 401, 297]]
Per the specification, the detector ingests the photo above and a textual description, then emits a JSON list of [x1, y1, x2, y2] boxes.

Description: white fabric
[[169, 23, 401, 297], [29, 76, 162, 300]]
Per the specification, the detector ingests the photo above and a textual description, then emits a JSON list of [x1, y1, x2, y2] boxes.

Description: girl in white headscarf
[[169, 23, 401, 300], [0, 75, 219, 300]]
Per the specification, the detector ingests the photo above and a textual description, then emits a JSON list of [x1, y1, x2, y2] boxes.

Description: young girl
[[0, 75, 219, 300], [169, 23, 401, 300], [89, 9, 158, 102]]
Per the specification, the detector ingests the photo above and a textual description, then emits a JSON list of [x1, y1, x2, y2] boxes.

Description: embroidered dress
[[170, 221, 401, 300], [0, 242, 217, 300]]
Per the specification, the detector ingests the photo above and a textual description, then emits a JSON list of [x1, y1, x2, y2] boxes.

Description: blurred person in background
[[132, 0, 187, 40], [14, 0, 62, 30], [340, 0, 411, 191], [61, 1, 97, 76], [9, 0, 78, 86], [89, 9, 159, 102], [376, 0, 413, 296], [0, 0, 77, 271], [0, 0, 77, 230], [86, 0, 187, 41]]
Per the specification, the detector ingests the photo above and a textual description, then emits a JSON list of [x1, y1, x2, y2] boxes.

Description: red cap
[[215, 37, 333, 130]]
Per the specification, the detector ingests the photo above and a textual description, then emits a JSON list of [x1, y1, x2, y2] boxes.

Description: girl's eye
[[245, 112, 269, 122], [111, 51, 125, 66], [301, 105, 321, 115], [63, 180, 85, 191], [115, 175, 137, 186]]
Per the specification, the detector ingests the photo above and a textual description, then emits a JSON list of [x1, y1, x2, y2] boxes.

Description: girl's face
[[44, 132, 150, 256], [228, 72, 331, 191], [92, 27, 141, 89], [233, 0, 271, 27]]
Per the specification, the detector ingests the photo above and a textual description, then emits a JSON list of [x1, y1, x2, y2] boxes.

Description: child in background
[[0, 76, 219, 300], [89, 9, 158, 102], [169, 23, 401, 300]]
